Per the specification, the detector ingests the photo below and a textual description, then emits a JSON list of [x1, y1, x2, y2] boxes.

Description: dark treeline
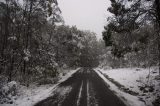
[[0, 0, 99, 86]]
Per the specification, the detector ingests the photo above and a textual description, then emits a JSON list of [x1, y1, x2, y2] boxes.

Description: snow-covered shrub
[[37, 77, 59, 85], [139, 85, 155, 93], [153, 96, 160, 106], [0, 76, 8, 88], [0, 81, 18, 104], [155, 75, 160, 80], [103, 66, 112, 70], [136, 68, 141, 71], [8, 36, 17, 41]]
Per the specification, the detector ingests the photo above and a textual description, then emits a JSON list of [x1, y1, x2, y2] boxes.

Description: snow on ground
[[1, 68, 80, 106], [58, 68, 80, 83], [95, 67, 160, 106]]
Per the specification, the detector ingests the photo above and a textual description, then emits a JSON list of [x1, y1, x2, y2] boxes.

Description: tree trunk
[[155, 0, 160, 75], [158, 41, 160, 75], [23, 0, 33, 85], [9, 55, 14, 82], [3, 0, 10, 79]]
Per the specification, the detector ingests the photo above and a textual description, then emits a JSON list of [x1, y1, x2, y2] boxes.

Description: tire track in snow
[[88, 80, 98, 106], [77, 81, 83, 106], [87, 80, 89, 106]]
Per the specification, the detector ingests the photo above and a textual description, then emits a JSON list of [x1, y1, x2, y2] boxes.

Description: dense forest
[[0, 0, 99, 86]]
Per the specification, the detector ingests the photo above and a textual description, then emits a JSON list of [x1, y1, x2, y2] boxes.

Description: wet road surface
[[35, 68, 126, 106]]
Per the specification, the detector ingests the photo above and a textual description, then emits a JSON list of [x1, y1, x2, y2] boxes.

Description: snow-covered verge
[[58, 68, 80, 83], [94, 67, 160, 106], [0, 68, 80, 106]]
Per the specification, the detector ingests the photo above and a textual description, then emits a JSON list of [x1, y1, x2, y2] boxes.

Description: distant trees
[[51, 25, 84, 68], [102, 0, 160, 69], [52, 27, 100, 68], [79, 31, 99, 67]]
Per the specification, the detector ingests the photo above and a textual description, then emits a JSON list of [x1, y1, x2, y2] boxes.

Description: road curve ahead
[[35, 68, 126, 106]]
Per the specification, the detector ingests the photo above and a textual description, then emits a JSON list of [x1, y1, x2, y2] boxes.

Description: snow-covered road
[[35, 68, 126, 106]]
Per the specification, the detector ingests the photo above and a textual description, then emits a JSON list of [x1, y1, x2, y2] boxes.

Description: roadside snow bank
[[94, 68, 146, 106], [95, 67, 160, 106], [0, 68, 80, 106], [58, 68, 80, 83]]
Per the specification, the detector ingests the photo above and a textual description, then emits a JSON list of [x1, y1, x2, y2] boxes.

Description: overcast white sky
[[58, 0, 111, 39]]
